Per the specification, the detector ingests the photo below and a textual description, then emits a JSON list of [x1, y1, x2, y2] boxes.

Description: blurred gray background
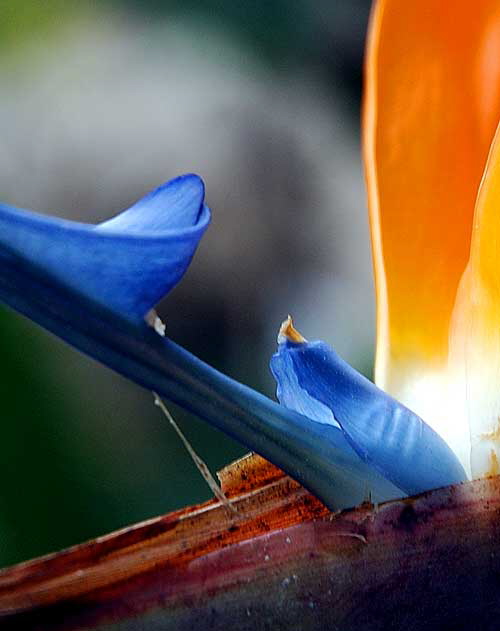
[[0, 0, 373, 567]]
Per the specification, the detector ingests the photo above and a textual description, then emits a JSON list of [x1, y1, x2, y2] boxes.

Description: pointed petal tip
[[178, 172, 205, 193], [152, 172, 205, 203], [277, 315, 307, 345], [99, 173, 208, 234]]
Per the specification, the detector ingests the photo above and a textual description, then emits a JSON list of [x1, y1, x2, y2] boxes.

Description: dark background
[[0, 0, 373, 567]]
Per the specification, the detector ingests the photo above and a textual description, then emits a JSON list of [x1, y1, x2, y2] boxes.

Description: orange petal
[[449, 121, 500, 478], [363, 0, 500, 466]]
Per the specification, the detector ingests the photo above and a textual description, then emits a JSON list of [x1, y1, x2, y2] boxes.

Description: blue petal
[[271, 337, 467, 495], [0, 248, 402, 510], [271, 339, 404, 503], [98, 175, 205, 232], [0, 174, 210, 321]]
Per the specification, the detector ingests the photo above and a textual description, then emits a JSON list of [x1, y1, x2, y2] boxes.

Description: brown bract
[[0, 456, 500, 630]]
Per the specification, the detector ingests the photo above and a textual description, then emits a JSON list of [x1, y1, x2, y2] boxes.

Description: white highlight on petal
[[450, 271, 500, 478], [393, 369, 471, 478]]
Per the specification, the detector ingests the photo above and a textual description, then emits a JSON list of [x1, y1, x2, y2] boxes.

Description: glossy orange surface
[[364, 0, 500, 397]]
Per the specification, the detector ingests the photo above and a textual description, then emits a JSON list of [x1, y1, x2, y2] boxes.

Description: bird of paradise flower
[[363, 0, 500, 479], [0, 0, 498, 513]]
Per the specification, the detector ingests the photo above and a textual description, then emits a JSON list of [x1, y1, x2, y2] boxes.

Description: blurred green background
[[0, 0, 373, 567]]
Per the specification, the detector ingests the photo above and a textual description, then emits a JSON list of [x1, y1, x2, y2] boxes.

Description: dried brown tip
[[277, 315, 307, 344]]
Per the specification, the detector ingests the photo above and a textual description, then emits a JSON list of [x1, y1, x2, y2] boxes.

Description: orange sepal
[[363, 0, 500, 464]]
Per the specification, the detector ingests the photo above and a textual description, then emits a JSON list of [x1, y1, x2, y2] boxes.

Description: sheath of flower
[[0, 174, 466, 510], [270, 317, 467, 498]]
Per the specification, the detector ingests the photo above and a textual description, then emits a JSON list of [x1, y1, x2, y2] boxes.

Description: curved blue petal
[[271, 336, 467, 496], [0, 174, 210, 321], [0, 252, 402, 510], [98, 174, 205, 232], [271, 339, 404, 504]]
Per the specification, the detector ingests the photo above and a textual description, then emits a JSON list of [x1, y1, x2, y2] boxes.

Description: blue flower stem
[[0, 253, 390, 509]]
